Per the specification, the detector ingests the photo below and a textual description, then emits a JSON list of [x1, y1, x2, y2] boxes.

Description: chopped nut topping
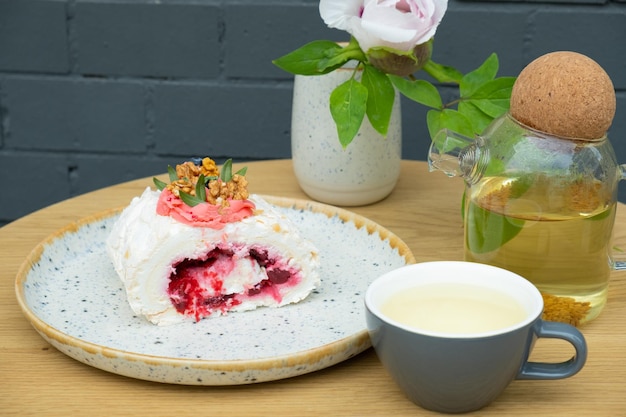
[[207, 173, 249, 204], [165, 157, 249, 206]]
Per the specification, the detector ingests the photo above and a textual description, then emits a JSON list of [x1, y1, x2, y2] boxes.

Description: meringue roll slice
[[106, 158, 320, 325]]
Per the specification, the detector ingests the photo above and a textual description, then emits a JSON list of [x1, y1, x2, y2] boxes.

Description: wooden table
[[2, 159, 625, 416]]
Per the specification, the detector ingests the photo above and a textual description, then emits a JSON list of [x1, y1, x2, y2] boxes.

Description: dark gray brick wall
[[4, 77, 146, 152], [0, 0, 625, 226], [0, 0, 69, 73], [74, 2, 222, 78]]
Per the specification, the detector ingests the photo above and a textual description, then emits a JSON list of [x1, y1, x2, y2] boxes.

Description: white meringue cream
[[106, 188, 320, 326]]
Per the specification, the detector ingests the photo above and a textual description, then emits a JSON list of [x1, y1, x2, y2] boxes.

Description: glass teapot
[[429, 113, 626, 323]]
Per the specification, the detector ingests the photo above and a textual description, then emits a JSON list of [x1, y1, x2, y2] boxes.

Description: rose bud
[[367, 41, 433, 77]]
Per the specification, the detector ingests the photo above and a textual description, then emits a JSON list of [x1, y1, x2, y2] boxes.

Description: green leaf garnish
[[218, 159, 248, 182], [220, 159, 233, 182], [167, 165, 178, 182], [156, 158, 250, 208], [195, 174, 206, 202], [153, 177, 168, 191], [179, 191, 205, 207]]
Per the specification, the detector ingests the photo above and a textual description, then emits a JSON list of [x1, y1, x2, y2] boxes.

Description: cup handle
[[517, 320, 587, 380]]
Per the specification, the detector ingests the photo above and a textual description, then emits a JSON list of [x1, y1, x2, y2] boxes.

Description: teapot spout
[[428, 129, 486, 184]]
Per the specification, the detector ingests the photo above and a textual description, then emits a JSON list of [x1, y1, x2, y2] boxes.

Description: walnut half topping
[[207, 173, 249, 204], [154, 157, 249, 207]]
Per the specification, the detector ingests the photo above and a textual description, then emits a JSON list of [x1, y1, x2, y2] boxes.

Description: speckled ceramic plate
[[15, 196, 414, 385]]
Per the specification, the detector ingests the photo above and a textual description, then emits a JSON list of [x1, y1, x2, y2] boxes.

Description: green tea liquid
[[464, 176, 615, 322]]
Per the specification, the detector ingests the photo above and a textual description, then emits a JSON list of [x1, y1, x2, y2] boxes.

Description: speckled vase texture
[[291, 65, 402, 206]]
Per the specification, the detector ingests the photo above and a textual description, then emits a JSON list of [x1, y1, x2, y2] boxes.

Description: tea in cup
[[365, 261, 587, 413]]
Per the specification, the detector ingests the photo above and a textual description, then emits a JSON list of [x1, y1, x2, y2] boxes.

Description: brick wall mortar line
[[144, 83, 156, 152], [217, 3, 226, 80], [522, 9, 538, 61], [67, 0, 79, 74], [0, 77, 6, 149]]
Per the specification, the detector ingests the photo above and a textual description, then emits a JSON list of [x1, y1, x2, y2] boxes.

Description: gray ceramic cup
[[365, 261, 587, 414]]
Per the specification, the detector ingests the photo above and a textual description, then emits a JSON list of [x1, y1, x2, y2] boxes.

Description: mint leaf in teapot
[[466, 201, 525, 254]]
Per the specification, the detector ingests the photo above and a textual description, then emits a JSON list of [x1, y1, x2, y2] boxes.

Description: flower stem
[[339, 37, 367, 63], [422, 60, 463, 84]]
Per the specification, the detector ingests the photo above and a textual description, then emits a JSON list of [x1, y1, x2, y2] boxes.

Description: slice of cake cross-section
[[106, 157, 320, 326]]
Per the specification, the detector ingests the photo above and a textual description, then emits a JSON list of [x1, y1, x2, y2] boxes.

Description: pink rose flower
[[320, 0, 448, 53]]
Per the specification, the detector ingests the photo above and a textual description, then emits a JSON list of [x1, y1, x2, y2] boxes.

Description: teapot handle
[[613, 165, 626, 270]]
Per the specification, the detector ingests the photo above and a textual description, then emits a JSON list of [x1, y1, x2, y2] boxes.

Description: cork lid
[[510, 51, 615, 140]]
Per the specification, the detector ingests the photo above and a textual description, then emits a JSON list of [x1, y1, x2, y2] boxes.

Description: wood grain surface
[[2, 159, 625, 416]]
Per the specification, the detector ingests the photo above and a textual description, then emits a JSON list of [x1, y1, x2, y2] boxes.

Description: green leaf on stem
[[330, 78, 368, 148], [460, 53, 500, 97], [468, 77, 516, 99], [272, 41, 344, 75], [362, 64, 395, 136], [465, 77, 515, 119], [388, 75, 442, 109], [426, 108, 474, 141], [458, 101, 493, 134], [422, 60, 463, 84], [317, 37, 366, 71], [470, 98, 511, 119], [273, 41, 359, 76]]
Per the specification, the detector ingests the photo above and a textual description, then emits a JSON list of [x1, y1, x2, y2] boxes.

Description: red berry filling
[[168, 246, 299, 321]]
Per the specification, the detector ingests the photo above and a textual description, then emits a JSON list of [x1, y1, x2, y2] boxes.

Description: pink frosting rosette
[[156, 188, 256, 229]]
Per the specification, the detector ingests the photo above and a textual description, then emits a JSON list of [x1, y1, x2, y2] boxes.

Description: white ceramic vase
[[291, 65, 402, 206]]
